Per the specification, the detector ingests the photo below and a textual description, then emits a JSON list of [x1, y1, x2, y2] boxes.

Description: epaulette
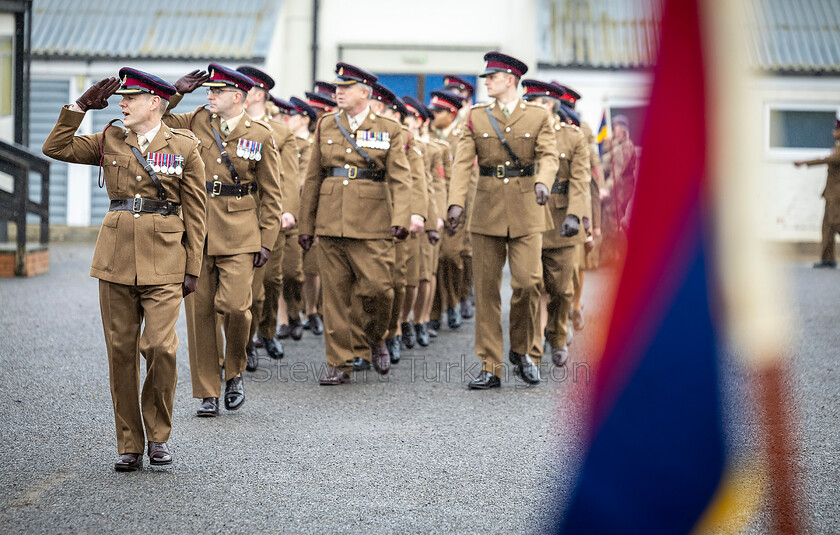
[[471, 102, 491, 109], [523, 100, 543, 109], [378, 114, 401, 127], [252, 119, 273, 132], [170, 128, 198, 140]]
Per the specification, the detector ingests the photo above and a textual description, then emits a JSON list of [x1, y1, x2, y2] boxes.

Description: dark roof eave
[[536, 62, 655, 72], [32, 53, 267, 63]]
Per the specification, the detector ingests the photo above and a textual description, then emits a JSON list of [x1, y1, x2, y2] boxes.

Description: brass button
[[217, 158, 222, 164], [560, 153, 566, 158], [482, 133, 488, 138], [327, 139, 333, 144], [213, 175, 218, 179], [346, 148, 352, 153], [344, 164, 350, 168], [135, 193, 141, 198], [505, 127, 511, 132], [136, 175, 142, 181], [342, 179, 349, 185], [505, 161, 510, 166], [245, 121, 250, 127], [222, 142, 227, 147], [133, 213, 140, 218], [525, 133, 531, 138], [112, 160, 117, 165], [503, 178, 509, 184]]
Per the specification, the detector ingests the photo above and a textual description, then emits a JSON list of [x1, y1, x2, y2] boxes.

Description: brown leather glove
[[561, 214, 580, 237], [391, 226, 409, 240], [426, 230, 440, 245], [76, 78, 120, 112], [298, 234, 313, 251], [446, 205, 464, 235], [253, 246, 270, 268], [534, 183, 549, 205], [174, 70, 209, 94], [182, 274, 198, 297]]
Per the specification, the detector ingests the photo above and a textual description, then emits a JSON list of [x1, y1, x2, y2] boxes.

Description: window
[[769, 109, 836, 149], [1, 37, 12, 116]]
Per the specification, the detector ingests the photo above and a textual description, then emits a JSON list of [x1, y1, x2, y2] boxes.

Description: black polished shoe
[[509, 350, 540, 385], [224, 376, 245, 411], [301, 316, 310, 330], [246, 342, 258, 372], [369, 339, 390, 375], [352, 356, 371, 371], [468, 370, 501, 390], [276, 323, 292, 339], [147, 441, 173, 466], [308, 313, 324, 335], [414, 322, 430, 347], [813, 260, 837, 268], [260, 334, 284, 360], [552, 344, 569, 367], [401, 322, 416, 349], [386, 336, 401, 364], [426, 322, 437, 338], [289, 317, 304, 340], [114, 453, 142, 472], [251, 334, 264, 348], [196, 397, 218, 417], [460, 299, 474, 319], [447, 307, 462, 329], [430, 319, 441, 331]]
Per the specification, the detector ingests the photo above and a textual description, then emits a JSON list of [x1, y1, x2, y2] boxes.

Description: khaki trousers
[[318, 237, 395, 371], [820, 197, 840, 262], [280, 231, 304, 323], [386, 239, 409, 337], [541, 246, 579, 353], [472, 232, 544, 377], [186, 251, 254, 398], [99, 280, 181, 454], [255, 232, 287, 338]]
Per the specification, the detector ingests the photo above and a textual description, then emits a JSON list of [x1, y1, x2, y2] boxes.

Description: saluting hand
[[426, 230, 440, 245], [182, 274, 198, 297], [75, 77, 120, 112], [446, 205, 464, 235], [560, 214, 580, 237], [534, 183, 549, 206], [391, 226, 409, 240], [298, 234, 313, 251], [174, 70, 209, 94], [254, 246, 270, 268]]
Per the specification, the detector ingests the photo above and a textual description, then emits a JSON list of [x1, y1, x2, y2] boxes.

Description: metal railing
[[0, 138, 50, 275]]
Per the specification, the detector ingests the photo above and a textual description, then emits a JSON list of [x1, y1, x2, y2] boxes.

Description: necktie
[[221, 120, 230, 137], [502, 105, 510, 119], [138, 134, 148, 152], [349, 116, 358, 131]]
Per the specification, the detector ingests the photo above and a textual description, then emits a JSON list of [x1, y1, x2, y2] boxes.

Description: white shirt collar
[[137, 121, 162, 146], [348, 106, 371, 130], [496, 98, 519, 116], [222, 109, 246, 132]]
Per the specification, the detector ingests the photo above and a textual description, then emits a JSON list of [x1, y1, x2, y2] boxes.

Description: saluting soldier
[[236, 66, 300, 371], [42, 70, 206, 470], [447, 52, 562, 389], [298, 63, 412, 384], [429, 90, 468, 330], [522, 79, 588, 366], [164, 64, 283, 416], [795, 118, 840, 268]]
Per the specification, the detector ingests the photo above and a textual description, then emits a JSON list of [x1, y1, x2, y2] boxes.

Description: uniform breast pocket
[[103, 153, 132, 194], [518, 175, 536, 194], [153, 215, 186, 275], [511, 133, 536, 160], [474, 132, 499, 154]]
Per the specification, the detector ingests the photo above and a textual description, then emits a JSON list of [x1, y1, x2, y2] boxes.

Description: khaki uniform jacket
[[422, 139, 446, 230], [265, 117, 300, 221], [299, 109, 412, 239], [42, 106, 206, 285], [295, 134, 315, 189], [450, 100, 559, 238], [407, 130, 430, 222], [430, 139, 451, 229], [163, 96, 283, 256], [805, 145, 840, 198], [587, 144, 603, 231], [542, 119, 590, 249]]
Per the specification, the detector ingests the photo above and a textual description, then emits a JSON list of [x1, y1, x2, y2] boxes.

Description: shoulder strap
[[210, 118, 241, 184], [485, 106, 523, 169], [129, 146, 168, 200], [334, 113, 374, 167]]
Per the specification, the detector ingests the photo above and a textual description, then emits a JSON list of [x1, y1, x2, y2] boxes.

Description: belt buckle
[[495, 164, 505, 178], [211, 181, 222, 197], [131, 196, 143, 213], [348, 166, 358, 179]]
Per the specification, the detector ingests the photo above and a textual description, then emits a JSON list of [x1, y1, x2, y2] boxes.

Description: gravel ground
[[0, 245, 835, 533]]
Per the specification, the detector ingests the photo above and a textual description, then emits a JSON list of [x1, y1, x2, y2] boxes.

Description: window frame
[[764, 102, 840, 160]]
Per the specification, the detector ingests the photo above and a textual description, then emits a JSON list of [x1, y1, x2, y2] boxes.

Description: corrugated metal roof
[[537, 0, 663, 69], [31, 0, 279, 60], [538, 0, 840, 73], [744, 0, 840, 73]]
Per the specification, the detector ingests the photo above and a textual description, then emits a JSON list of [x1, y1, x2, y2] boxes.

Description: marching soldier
[[522, 79, 589, 366], [795, 118, 840, 268], [164, 64, 283, 415], [447, 52, 563, 389], [429, 89, 468, 330], [42, 70, 206, 470], [236, 66, 300, 371], [298, 63, 412, 384]]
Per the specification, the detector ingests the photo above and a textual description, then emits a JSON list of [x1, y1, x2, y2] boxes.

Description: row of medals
[[236, 139, 262, 161], [148, 152, 184, 175]]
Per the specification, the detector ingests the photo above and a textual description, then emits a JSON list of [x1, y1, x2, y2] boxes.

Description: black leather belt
[[109, 197, 181, 216], [551, 180, 569, 195], [479, 164, 535, 179], [205, 181, 258, 197], [326, 166, 385, 182]]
